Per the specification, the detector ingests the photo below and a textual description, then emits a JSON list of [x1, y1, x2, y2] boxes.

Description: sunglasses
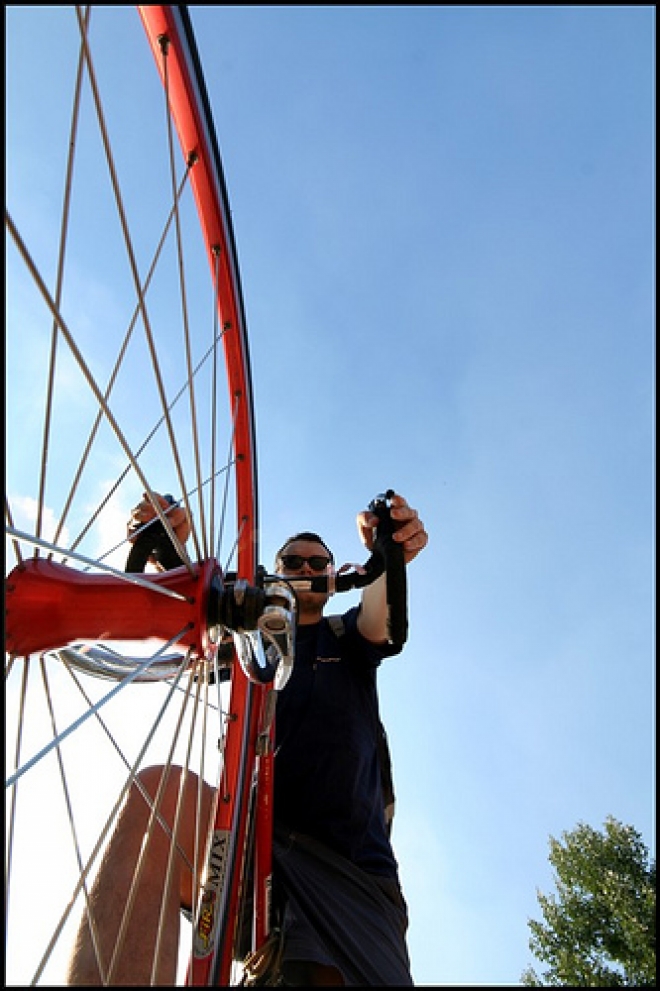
[[279, 554, 331, 573]]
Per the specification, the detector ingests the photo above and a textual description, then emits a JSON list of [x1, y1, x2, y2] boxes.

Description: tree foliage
[[521, 816, 655, 987]]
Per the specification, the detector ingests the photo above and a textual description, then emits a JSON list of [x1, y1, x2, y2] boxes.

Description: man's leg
[[66, 765, 213, 986]]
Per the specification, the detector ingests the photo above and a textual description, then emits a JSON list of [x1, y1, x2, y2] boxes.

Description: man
[[66, 492, 427, 986]]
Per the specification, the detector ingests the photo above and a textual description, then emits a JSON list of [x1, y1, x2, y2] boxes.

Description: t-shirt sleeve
[[340, 606, 404, 666]]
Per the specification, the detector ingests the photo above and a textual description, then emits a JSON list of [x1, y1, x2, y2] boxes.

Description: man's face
[[276, 538, 333, 614]]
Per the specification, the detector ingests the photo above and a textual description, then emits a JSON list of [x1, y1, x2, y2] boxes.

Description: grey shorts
[[272, 829, 414, 987]]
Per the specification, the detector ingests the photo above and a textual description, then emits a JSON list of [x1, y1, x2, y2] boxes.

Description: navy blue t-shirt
[[273, 606, 401, 877]]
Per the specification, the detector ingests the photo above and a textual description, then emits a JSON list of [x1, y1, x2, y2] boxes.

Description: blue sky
[[185, 5, 655, 985], [6, 5, 654, 987]]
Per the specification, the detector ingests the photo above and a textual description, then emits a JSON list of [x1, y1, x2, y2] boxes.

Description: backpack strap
[[327, 614, 345, 639], [326, 614, 396, 836]]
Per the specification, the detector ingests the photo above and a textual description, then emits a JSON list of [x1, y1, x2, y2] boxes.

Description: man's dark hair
[[274, 531, 334, 567]]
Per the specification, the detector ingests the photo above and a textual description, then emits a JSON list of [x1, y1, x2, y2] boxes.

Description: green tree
[[521, 816, 655, 987]]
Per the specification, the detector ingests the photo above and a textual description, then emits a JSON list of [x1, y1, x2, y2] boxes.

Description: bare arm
[[356, 492, 428, 643]]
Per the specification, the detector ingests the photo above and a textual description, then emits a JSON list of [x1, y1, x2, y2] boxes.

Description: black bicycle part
[[365, 489, 408, 648], [125, 518, 187, 572]]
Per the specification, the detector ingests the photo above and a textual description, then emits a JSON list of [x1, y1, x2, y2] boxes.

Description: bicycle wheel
[[5, 6, 258, 985]]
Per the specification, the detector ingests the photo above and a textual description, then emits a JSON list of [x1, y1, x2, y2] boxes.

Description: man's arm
[[356, 492, 428, 644]]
